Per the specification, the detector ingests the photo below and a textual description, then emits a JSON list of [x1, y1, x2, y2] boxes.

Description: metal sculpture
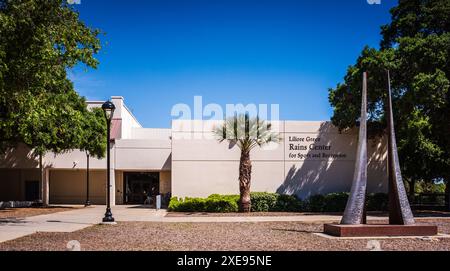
[[386, 70, 415, 225], [340, 71, 415, 226], [341, 72, 368, 225]]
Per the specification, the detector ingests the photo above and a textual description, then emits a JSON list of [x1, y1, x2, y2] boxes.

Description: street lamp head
[[102, 101, 116, 122]]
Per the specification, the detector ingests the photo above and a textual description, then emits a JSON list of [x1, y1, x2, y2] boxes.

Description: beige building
[[0, 96, 388, 206]]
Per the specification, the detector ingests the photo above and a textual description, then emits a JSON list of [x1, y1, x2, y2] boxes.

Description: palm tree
[[213, 114, 281, 212]]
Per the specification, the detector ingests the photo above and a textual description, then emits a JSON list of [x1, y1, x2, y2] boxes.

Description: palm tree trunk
[[239, 150, 252, 212]]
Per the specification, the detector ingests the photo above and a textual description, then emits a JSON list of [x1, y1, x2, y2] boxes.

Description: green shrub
[[304, 193, 348, 212], [168, 197, 206, 212], [366, 193, 388, 211], [169, 192, 303, 213], [305, 192, 389, 212], [169, 192, 388, 213], [208, 194, 240, 202], [305, 194, 326, 212], [168, 196, 238, 213], [250, 192, 278, 212], [168, 197, 181, 211], [322, 193, 349, 212], [274, 194, 303, 212], [205, 199, 239, 213], [250, 192, 303, 212]]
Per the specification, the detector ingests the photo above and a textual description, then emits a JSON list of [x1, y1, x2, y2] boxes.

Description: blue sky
[[71, 0, 397, 128]]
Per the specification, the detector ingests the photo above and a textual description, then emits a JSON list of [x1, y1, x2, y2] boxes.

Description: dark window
[[123, 172, 159, 205], [25, 181, 40, 201]]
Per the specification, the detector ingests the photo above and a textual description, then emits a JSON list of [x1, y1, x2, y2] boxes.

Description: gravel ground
[[1, 219, 450, 251], [0, 207, 78, 219]]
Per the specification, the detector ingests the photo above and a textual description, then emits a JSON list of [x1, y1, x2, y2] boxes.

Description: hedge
[[169, 193, 302, 213], [168, 192, 388, 213], [304, 192, 389, 212], [168, 197, 239, 213]]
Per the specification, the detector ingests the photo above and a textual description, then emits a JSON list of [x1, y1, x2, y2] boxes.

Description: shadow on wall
[[276, 122, 387, 200], [162, 154, 172, 171], [0, 144, 40, 169]]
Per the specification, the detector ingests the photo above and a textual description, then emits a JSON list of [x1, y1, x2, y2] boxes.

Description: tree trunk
[[39, 154, 44, 206], [446, 180, 450, 211], [239, 150, 252, 213]]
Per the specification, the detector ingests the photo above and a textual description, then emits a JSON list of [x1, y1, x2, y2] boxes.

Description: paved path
[[1, 205, 447, 243]]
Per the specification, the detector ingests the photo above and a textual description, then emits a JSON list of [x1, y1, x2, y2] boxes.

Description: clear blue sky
[[71, 0, 397, 128]]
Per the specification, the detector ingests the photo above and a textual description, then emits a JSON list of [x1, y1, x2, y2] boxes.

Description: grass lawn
[[0, 206, 79, 219], [1, 219, 450, 251]]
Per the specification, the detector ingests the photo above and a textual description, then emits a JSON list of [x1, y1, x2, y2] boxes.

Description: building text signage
[[286, 135, 349, 160]]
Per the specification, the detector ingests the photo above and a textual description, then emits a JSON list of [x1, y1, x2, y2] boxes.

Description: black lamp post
[[102, 101, 116, 223]]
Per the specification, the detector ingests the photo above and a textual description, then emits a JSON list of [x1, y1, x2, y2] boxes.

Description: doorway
[[25, 181, 40, 201], [123, 172, 159, 205]]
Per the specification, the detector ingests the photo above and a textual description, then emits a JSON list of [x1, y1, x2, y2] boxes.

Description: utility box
[[156, 195, 161, 210]]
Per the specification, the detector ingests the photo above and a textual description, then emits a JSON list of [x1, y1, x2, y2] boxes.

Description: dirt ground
[[1, 219, 449, 251]]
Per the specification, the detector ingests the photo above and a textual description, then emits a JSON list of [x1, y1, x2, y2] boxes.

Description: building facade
[[0, 96, 388, 206]]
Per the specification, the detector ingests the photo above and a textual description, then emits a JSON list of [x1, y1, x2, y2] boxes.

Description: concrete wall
[[131, 128, 171, 140], [112, 96, 142, 139], [0, 140, 171, 172], [48, 169, 127, 205], [114, 139, 171, 171], [49, 170, 107, 205], [171, 120, 388, 199]]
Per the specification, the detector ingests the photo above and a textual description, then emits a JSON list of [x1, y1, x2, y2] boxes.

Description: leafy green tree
[[80, 107, 107, 159], [328, 0, 450, 205], [213, 114, 281, 212], [0, 0, 106, 203]]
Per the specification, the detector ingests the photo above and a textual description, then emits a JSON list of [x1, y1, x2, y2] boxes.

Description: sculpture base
[[324, 223, 438, 237]]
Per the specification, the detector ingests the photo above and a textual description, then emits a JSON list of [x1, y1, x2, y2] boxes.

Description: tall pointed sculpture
[[324, 71, 437, 237], [341, 72, 368, 225], [386, 70, 415, 225]]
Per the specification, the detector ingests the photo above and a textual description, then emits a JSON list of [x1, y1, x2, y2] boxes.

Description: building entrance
[[123, 172, 159, 205]]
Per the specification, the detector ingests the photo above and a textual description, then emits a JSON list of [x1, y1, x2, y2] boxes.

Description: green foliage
[[213, 114, 281, 153], [168, 197, 239, 213], [366, 193, 389, 212], [168, 193, 303, 213], [81, 108, 107, 159], [304, 195, 327, 212], [274, 194, 303, 212], [250, 192, 278, 212], [0, 0, 105, 158], [305, 193, 389, 212], [413, 180, 447, 194], [328, 0, 450, 185], [305, 193, 349, 212], [322, 193, 350, 212], [168, 192, 391, 213]]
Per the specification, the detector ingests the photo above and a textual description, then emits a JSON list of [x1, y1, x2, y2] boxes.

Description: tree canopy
[[328, 0, 450, 184], [213, 114, 281, 154], [0, 0, 106, 158]]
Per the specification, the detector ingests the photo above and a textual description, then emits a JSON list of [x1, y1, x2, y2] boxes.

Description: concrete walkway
[[1, 205, 447, 243]]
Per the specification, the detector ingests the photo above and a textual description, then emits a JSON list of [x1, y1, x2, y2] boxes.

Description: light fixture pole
[[85, 152, 91, 207], [102, 101, 116, 223]]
